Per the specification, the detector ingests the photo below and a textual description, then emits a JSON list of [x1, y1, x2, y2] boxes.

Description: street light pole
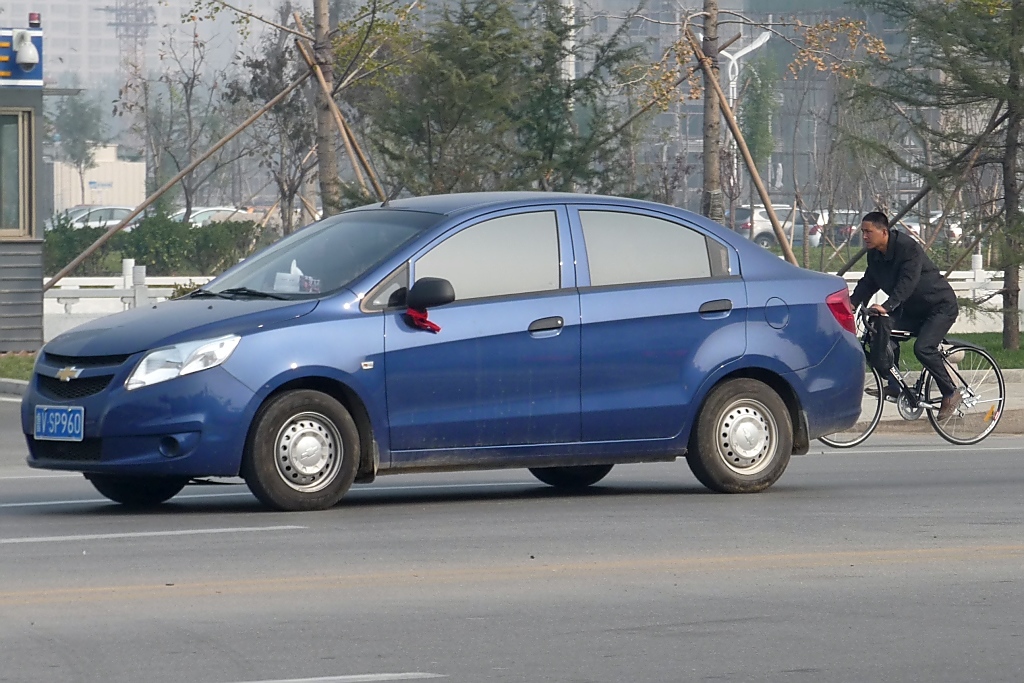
[[719, 31, 770, 193]]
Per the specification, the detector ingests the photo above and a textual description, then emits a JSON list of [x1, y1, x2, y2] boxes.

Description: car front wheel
[[242, 390, 360, 511], [687, 379, 792, 493]]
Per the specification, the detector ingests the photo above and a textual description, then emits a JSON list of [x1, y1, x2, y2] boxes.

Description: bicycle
[[819, 308, 1005, 448]]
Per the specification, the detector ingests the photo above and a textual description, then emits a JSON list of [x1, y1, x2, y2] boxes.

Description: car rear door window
[[414, 211, 560, 301], [579, 210, 724, 286]]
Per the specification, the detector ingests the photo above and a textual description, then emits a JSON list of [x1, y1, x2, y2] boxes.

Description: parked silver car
[[729, 205, 822, 249]]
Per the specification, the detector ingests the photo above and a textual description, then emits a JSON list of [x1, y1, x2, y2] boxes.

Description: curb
[[0, 379, 27, 397]]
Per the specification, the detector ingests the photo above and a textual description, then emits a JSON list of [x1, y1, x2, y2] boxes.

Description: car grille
[[44, 352, 132, 367], [29, 438, 103, 462], [37, 374, 114, 400]]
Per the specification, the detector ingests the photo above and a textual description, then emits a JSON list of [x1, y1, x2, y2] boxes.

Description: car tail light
[[740, 221, 751, 232], [809, 224, 820, 235], [826, 289, 856, 335]]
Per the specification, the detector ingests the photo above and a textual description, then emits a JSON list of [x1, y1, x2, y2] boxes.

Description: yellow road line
[[3, 544, 1022, 607]]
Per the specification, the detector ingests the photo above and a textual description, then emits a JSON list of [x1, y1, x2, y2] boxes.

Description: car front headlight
[[126, 335, 241, 391]]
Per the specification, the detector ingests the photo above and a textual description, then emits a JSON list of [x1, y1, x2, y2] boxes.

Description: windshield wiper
[[184, 288, 231, 300], [218, 286, 287, 300]]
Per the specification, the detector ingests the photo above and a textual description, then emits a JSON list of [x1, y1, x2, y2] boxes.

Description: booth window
[[0, 109, 34, 238]]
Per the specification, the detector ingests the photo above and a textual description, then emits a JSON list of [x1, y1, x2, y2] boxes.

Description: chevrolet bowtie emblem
[[55, 366, 82, 382]]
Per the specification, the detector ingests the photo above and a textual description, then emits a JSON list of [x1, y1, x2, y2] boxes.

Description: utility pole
[[700, 0, 723, 222], [313, 0, 343, 217]]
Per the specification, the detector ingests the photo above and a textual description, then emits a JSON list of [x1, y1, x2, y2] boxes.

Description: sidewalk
[[4, 374, 1022, 432], [872, 369, 1024, 435]]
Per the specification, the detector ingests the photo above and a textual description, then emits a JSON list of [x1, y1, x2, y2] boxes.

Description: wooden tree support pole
[[44, 71, 313, 291], [686, 28, 798, 266], [294, 13, 386, 202]]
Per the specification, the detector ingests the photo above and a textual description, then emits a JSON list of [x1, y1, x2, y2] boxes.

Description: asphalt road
[[1, 397, 1023, 683]]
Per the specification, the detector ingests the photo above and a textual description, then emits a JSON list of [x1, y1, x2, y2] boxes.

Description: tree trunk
[[313, 0, 343, 218], [700, 0, 723, 222], [78, 167, 86, 205], [1002, 1, 1023, 350]]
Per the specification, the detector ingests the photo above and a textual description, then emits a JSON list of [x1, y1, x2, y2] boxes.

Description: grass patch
[[0, 354, 35, 381], [893, 333, 1024, 371]]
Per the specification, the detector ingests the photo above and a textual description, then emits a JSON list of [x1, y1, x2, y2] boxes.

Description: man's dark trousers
[[890, 300, 959, 398]]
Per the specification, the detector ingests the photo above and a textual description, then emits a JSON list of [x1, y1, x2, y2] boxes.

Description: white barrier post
[[121, 258, 135, 310], [132, 265, 149, 309]]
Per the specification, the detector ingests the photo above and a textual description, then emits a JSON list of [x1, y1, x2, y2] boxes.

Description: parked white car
[[170, 206, 249, 227], [46, 205, 134, 231], [897, 211, 963, 243], [728, 204, 822, 249]]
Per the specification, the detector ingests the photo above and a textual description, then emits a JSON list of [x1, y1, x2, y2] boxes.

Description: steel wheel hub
[[717, 400, 776, 475], [275, 412, 341, 493]]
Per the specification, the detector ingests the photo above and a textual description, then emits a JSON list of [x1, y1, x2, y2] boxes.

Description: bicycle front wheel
[[819, 365, 884, 448], [924, 344, 1005, 445]]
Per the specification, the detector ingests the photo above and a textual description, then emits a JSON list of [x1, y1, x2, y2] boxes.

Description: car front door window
[[414, 211, 560, 300]]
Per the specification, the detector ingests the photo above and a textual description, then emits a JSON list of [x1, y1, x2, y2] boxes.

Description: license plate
[[34, 405, 85, 442]]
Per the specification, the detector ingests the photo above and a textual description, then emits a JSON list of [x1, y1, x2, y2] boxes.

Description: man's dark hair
[[862, 211, 889, 229]]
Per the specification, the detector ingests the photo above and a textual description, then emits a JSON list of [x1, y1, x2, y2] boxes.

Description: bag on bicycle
[[866, 313, 896, 375]]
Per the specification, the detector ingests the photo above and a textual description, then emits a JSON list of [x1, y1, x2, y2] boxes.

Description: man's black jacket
[[850, 228, 956, 317]]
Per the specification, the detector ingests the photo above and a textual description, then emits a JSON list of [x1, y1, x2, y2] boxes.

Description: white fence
[[44, 259, 213, 341], [41, 260, 1017, 342]]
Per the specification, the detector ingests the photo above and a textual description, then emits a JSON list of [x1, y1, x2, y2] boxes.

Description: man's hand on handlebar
[[866, 304, 888, 316]]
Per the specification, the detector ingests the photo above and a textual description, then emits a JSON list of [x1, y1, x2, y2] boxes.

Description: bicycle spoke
[[926, 345, 1005, 445]]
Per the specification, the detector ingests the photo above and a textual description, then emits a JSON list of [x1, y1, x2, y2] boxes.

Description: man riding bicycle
[[849, 211, 961, 420]]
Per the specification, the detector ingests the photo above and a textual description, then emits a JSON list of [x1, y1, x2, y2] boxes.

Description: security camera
[[12, 30, 39, 71]]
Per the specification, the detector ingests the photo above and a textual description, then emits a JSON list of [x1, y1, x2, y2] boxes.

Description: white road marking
[[0, 525, 305, 544], [228, 675, 445, 683], [0, 491, 253, 508], [822, 444, 1023, 455], [0, 473, 81, 481]]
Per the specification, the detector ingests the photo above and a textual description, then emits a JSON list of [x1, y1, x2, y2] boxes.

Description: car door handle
[[699, 299, 733, 315], [528, 316, 564, 333]]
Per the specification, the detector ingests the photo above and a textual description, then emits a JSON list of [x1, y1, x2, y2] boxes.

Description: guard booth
[[0, 14, 45, 352]]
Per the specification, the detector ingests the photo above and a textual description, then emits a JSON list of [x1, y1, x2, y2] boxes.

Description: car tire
[[242, 390, 360, 511], [85, 474, 189, 507], [753, 234, 775, 249], [686, 378, 792, 493], [528, 464, 614, 489]]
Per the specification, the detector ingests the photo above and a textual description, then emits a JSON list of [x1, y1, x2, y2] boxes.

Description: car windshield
[[207, 209, 442, 298]]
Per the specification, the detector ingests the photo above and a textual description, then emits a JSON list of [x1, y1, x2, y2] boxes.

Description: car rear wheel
[[85, 474, 189, 507], [753, 233, 775, 249], [242, 390, 360, 511], [528, 464, 614, 489], [687, 378, 792, 493]]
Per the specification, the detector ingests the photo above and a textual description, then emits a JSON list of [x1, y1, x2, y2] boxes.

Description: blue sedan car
[[23, 193, 864, 511]]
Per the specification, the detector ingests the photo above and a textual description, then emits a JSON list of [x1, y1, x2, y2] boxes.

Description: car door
[[571, 207, 747, 442], [384, 207, 581, 452]]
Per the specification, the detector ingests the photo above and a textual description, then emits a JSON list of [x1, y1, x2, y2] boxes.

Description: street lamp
[[719, 31, 770, 194]]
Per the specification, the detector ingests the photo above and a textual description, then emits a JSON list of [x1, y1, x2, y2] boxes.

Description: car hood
[[44, 298, 319, 357]]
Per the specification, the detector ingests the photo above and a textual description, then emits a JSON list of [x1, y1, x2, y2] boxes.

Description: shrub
[[43, 215, 267, 278]]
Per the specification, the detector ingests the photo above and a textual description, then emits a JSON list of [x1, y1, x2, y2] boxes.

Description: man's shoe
[[937, 389, 963, 421]]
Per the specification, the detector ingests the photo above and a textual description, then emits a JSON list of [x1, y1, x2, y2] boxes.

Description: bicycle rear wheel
[[819, 365, 884, 448], [924, 344, 1005, 445]]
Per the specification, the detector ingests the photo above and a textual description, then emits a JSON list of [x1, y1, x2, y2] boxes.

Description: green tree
[[739, 56, 780, 188], [366, 0, 645, 195], [50, 94, 106, 204], [852, 0, 1024, 349]]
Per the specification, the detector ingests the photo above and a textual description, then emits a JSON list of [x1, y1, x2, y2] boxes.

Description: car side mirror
[[406, 277, 455, 311]]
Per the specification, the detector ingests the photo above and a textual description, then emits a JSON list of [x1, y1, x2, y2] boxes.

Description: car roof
[[348, 192, 695, 218]]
